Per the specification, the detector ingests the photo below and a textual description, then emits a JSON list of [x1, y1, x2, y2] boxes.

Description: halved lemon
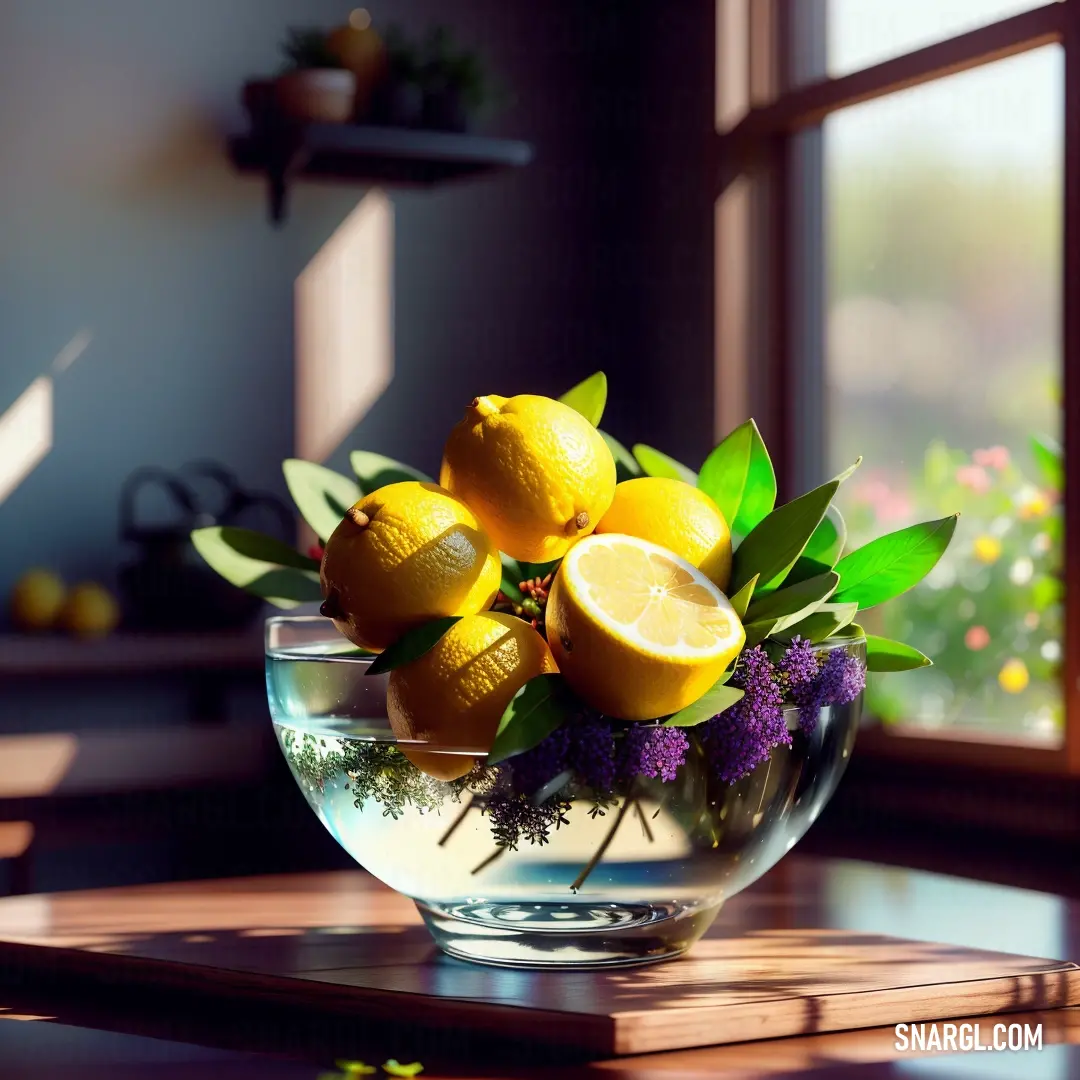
[[545, 533, 745, 721]]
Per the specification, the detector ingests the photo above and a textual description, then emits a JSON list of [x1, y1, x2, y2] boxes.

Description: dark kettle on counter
[[118, 462, 295, 631]]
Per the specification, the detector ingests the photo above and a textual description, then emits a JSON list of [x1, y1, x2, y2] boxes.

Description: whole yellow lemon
[[60, 582, 120, 639], [546, 534, 744, 721], [596, 477, 733, 590], [320, 481, 501, 653], [9, 569, 66, 631], [440, 394, 617, 563], [387, 611, 558, 780]]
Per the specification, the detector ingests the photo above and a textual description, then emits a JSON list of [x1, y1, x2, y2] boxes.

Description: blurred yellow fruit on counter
[[60, 582, 120, 639], [9, 568, 66, 631]]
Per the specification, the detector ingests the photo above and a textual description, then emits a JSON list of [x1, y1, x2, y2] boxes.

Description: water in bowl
[[267, 636, 861, 967]]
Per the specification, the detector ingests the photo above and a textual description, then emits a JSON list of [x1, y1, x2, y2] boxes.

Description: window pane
[[824, 47, 1063, 744], [828, 0, 1054, 77]]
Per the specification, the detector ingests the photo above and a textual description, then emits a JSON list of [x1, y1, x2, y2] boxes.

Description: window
[[716, 0, 1077, 773]]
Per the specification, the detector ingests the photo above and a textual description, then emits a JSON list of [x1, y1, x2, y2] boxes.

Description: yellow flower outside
[[998, 658, 1030, 694], [973, 535, 1002, 564]]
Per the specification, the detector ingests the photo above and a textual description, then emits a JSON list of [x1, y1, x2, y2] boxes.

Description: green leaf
[[865, 635, 932, 672], [350, 451, 433, 495], [487, 673, 575, 764], [804, 504, 847, 566], [664, 678, 743, 726], [366, 617, 460, 676], [773, 602, 859, 644], [787, 495, 849, 586], [559, 371, 607, 427], [832, 458, 862, 485], [742, 620, 777, 648], [282, 459, 360, 542], [382, 1063, 424, 1079], [632, 444, 698, 486], [499, 553, 525, 603], [697, 419, 776, 536], [832, 515, 959, 610], [728, 574, 758, 620], [1031, 434, 1063, 492], [600, 430, 643, 482], [191, 527, 321, 608], [729, 479, 840, 594], [744, 571, 838, 634]]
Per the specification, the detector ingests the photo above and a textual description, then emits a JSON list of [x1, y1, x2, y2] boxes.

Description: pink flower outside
[[973, 446, 1011, 470], [956, 465, 992, 494]]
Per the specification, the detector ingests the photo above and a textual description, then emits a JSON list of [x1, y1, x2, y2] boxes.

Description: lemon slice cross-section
[[546, 533, 746, 721]]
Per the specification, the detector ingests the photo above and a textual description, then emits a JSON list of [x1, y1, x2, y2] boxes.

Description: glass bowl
[[266, 615, 864, 968]]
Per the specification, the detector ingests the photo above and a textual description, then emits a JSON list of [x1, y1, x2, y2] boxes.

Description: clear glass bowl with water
[[267, 615, 864, 968]]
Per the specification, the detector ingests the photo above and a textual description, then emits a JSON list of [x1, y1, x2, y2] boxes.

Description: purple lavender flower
[[507, 725, 571, 795], [702, 645, 791, 784], [792, 645, 866, 733], [569, 717, 617, 791], [779, 636, 820, 692], [617, 725, 690, 783], [484, 788, 571, 849]]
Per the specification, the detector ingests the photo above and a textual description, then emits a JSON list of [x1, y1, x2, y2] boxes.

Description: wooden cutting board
[[0, 869, 1076, 1057]]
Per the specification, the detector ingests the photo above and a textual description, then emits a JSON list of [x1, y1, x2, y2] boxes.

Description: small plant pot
[[371, 77, 424, 127], [422, 85, 470, 133], [275, 69, 357, 123]]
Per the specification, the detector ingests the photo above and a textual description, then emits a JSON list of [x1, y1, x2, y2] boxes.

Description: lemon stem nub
[[575, 511, 590, 531], [469, 395, 500, 419], [346, 507, 370, 528], [319, 595, 342, 619]]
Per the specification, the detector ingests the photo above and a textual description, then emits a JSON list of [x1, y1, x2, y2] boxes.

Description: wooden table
[[1, 857, 1078, 1078]]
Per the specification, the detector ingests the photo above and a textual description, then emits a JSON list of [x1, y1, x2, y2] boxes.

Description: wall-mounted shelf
[[0, 630, 263, 680], [228, 122, 534, 224]]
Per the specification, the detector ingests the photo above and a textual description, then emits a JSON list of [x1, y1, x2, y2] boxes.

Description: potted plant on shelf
[[418, 25, 506, 133], [275, 26, 357, 124], [369, 23, 425, 128]]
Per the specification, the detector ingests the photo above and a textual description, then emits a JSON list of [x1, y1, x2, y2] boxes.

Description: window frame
[[715, 0, 1080, 776]]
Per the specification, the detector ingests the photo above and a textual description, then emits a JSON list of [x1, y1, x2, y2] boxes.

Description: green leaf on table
[[697, 419, 776, 536], [283, 459, 360, 542], [559, 371, 607, 427], [191, 527, 321, 608], [728, 574, 758, 620], [773, 602, 859, 644], [487, 673, 576, 764], [1031, 434, 1063, 492], [832, 514, 958, 610], [663, 676, 742, 727], [350, 451, 433, 495], [744, 571, 838, 634], [728, 479, 840, 594], [865, 635, 932, 672], [382, 1061, 425, 1078], [600, 430, 643, 482], [366, 617, 460, 676], [632, 444, 698, 486]]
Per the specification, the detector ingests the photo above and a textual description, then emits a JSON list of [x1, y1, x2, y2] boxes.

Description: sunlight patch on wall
[[295, 190, 394, 465], [0, 378, 53, 508]]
